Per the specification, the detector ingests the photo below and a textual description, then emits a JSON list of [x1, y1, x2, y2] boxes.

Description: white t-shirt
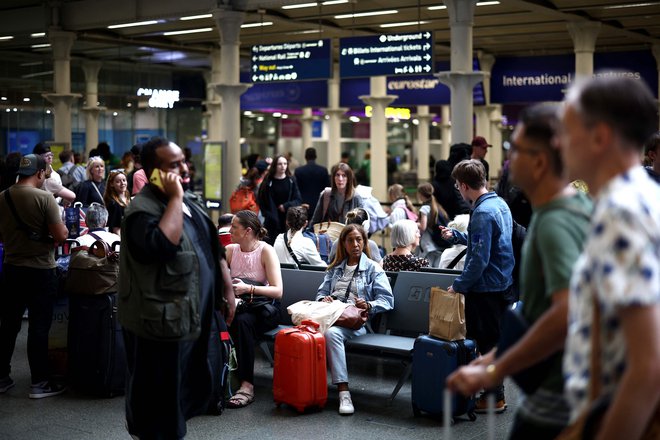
[[75, 229, 121, 249], [274, 230, 327, 267]]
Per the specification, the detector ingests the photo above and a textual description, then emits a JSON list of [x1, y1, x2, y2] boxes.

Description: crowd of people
[[0, 75, 659, 440]]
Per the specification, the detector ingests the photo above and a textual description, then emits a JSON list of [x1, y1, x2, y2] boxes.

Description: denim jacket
[[315, 256, 394, 315], [450, 191, 513, 293]]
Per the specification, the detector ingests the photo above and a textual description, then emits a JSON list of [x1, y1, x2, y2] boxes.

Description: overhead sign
[[136, 88, 180, 108], [240, 76, 328, 109], [251, 39, 331, 83], [339, 32, 433, 78]]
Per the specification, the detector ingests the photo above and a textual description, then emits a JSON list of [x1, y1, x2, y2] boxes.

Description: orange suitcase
[[273, 320, 327, 412]]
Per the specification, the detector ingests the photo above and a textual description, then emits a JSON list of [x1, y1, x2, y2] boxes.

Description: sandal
[[227, 390, 255, 409]]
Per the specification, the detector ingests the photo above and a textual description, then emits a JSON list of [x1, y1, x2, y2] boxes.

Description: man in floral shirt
[[560, 75, 660, 439]]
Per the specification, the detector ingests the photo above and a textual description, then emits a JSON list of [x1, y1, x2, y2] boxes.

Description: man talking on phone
[[118, 137, 234, 440]]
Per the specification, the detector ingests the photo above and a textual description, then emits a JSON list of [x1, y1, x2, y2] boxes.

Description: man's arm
[[156, 171, 184, 245], [595, 304, 660, 440], [48, 222, 69, 243]]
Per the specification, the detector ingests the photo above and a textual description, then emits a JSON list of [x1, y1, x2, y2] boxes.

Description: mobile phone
[[149, 168, 164, 190]]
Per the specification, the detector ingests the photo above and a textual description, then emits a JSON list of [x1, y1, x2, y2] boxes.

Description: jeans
[[324, 325, 366, 384], [0, 264, 56, 384]]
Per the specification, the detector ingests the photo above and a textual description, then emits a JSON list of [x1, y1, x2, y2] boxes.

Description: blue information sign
[[339, 32, 433, 78], [251, 39, 331, 83]]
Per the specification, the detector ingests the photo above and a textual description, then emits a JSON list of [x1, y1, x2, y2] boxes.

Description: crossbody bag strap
[[283, 231, 301, 269], [343, 255, 361, 302], [4, 189, 40, 238], [447, 248, 467, 269], [91, 181, 104, 201]]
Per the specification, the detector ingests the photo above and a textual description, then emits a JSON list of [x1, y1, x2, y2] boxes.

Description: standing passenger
[[294, 147, 330, 215], [103, 169, 130, 235], [119, 137, 234, 439], [309, 163, 364, 226]]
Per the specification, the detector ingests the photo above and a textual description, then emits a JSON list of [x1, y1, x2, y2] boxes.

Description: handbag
[[235, 279, 279, 320], [333, 256, 368, 330], [428, 287, 466, 341], [313, 221, 344, 242], [496, 305, 554, 395], [65, 240, 120, 295], [556, 295, 660, 439], [287, 300, 348, 333]]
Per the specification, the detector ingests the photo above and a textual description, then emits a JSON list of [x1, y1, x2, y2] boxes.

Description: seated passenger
[[316, 224, 393, 415], [75, 203, 120, 248], [217, 213, 233, 247], [327, 208, 382, 263], [438, 214, 469, 270], [386, 183, 417, 225], [382, 219, 429, 272], [225, 210, 282, 409], [274, 206, 326, 267]]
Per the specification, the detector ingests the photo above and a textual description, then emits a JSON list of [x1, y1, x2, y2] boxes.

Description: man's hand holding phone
[[150, 168, 184, 199]]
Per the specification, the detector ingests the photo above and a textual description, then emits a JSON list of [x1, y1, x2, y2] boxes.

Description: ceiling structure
[[0, 0, 659, 107]]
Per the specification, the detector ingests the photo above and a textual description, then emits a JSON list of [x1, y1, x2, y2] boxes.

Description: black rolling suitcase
[[67, 292, 126, 397]]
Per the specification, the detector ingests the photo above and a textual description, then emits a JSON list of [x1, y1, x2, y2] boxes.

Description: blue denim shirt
[[316, 256, 394, 315], [451, 192, 514, 293]]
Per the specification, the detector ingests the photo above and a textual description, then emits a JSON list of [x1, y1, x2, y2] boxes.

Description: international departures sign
[[251, 39, 332, 83], [339, 32, 434, 78]]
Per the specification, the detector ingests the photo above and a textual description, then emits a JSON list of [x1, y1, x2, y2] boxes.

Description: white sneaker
[[338, 391, 354, 415]]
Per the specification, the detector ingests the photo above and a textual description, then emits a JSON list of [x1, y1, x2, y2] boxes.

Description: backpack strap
[[321, 188, 331, 221], [283, 231, 301, 269]]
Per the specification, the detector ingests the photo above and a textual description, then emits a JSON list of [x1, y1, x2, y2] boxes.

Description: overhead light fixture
[[21, 70, 53, 78], [428, 5, 447, 10], [31, 44, 51, 49], [380, 20, 429, 28], [335, 10, 397, 19], [282, 2, 317, 9], [273, 112, 282, 117], [0, 36, 13, 41], [23, 98, 30, 102], [241, 21, 273, 28], [0, 97, 6, 100], [429, 1, 498, 10], [244, 110, 253, 116], [31, 32, 46, 38], [322, 0, 349, 5], [163, 27, 213, 36], [477, 1, 500, 5], [180, 14, 212, 20], [349, 116, 360, 123], [602, 2, 656, 9], [108, 20, 159, 29], [290, 29, 321, 35], [281, 114, 289, 119]]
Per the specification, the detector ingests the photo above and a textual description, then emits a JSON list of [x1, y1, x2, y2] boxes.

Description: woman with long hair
[[273, 206, 326, 267], [225, 210, 283, 409], [75, 156, 106, 207], [387, 183, 417, 225], [103, 168, 131, 235], [315, 224, 393, 415], [309, 162, 364, 226], [257, 154, 302, 245], [416, 182, 450, 267]]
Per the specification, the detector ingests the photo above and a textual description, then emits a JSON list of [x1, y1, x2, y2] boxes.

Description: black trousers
[[229, 306, 279, 385], [0, 264, 56, 384], [464, 288, 510, 355]]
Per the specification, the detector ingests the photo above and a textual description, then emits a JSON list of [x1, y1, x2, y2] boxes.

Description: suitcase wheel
[[467, 411, 477, 422]]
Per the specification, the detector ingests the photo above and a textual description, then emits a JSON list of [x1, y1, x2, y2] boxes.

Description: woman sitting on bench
[[316, 224, 393, 415]]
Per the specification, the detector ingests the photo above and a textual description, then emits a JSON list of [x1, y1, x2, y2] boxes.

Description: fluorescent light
[[241, 21, 273, 28], [243, 110, 253, 116], [281, 114, 288, 119], [31, 44, 51, 49], [31, 32, 46, 38], [21, 70, 53, 78], [335, 10, 397, 19], [477, 1, 500, 5], [349, 116, 360, 123], [602, 2, 656, 9], [273, 112, 282, 117], [180, 14, 212, 20], [113, 112, 118, 116], [322, 0, 349, 5], [282, 2, 317, 9], [0, 36, 13, 41], [108, 20, 159, 29], [429, 1, 499, 10], [380, 20, 429, 28], [290, 29, 321, 35], [163, 27, 213, 36], [23, 98, 30, 102], [0, 97, 6, 100], [428, 5, 447, 10]]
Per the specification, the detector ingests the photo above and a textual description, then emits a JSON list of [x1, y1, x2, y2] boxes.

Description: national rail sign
[[251, 39, 332, 83], [339, 32, 433, 78]]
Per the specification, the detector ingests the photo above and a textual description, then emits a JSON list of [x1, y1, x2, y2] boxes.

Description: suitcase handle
[[300, 320, 320, 331]]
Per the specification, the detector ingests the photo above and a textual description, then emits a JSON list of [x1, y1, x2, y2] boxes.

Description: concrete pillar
[[653, 45, 660, 128], [474, 107, 490, 141], [488, 104, 504, 181], [301, 107, 313, 151], [360, 76, 396, 201], [567, 21, 600, 78], [204, 49, 223, 142], [415, 105, 434, 181], [43, 29, 80, 149], [478, 52, 496, 105], [436, 0, 485, 145], [322, 62, 347, 168], [211, 9, 251, 208], [440, 105, 451, 160], [81, 61, 105, 157]]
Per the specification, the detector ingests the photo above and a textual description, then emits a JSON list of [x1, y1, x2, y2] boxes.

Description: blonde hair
[[86, 156, 105, 181], [388, 184, 415, 212]]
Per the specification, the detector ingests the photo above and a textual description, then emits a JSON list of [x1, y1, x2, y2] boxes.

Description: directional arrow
[[252, 75, 257, 82], [424, 54, 431, 61], [424, 65, 431, 72], [424, 32, 431, 39], [252, 55, 257, 61], [253, 65, 258, 71], [423, 43, 431, 50]]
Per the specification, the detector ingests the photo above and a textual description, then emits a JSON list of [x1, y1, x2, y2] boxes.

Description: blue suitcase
[[411, 335, 478, 421]]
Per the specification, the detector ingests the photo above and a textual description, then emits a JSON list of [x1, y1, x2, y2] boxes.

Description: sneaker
[[338, 391, 354, 415], [28, 381, 66, 399], [0, 376, 15, 393], [474, 394, 507, 414]]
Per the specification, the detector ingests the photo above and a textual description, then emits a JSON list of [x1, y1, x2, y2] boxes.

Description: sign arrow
[[424, 32, 431, 39], [424, 65, 431, 72]]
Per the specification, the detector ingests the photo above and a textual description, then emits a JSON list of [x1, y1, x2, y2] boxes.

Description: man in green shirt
[[448, 103, 592, 439]]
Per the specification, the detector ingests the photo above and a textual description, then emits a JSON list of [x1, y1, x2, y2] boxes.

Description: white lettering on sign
[[502, 74, 573, 87], [388, 78, 440, 90], [136, 88, 180, 109]]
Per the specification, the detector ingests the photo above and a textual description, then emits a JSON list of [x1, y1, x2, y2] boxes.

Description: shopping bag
[[428, 287, 466, 341], [287, 300, 348, 333]]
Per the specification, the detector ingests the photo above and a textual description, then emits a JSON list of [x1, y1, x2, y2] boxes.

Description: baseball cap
[[471, 136, 492, 148], [255, 160, 269, 172], [17, 154, 45, 176]]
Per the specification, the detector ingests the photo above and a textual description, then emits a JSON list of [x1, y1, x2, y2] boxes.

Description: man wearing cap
[[0, 154, 69, 399], [472, 136, 493, 181], [33, 143, 75, 205]]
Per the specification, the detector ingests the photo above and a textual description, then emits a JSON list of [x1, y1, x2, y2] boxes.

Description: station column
[[322, 62, 347, 168], [211, 8, 251, 207], [415, 105, 434, 181], [204, 49, 223, 143], [43, 29, 80, 149], [301, 107, 313, 153], [436, 0, 485, 145], [476, 52, 503, 180], [567, 21, 600, 78], [81, 60, 104, 157], [440, 105, 451, 161], [360, 76, 396, 201]]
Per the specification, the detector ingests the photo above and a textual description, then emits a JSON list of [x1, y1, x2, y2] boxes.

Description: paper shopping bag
[[428, 287, 466, 341]]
